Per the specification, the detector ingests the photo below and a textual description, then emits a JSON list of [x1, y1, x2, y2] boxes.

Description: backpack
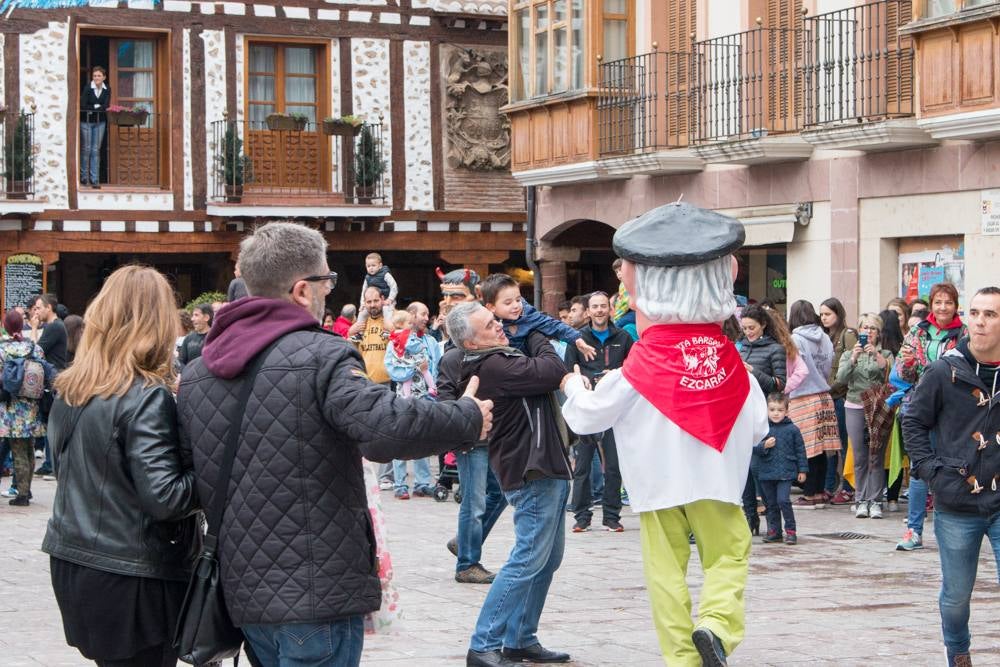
[[1, 342, 54, 401]]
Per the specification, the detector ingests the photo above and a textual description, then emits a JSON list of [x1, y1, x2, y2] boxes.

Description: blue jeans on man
[[80, 121, 106, 185], [469, 477, 569, 652], [243, 616, 364, 667], [933, 510, 1000, 661], [455, 446, 506, 573], [392, 457, 432, 494]]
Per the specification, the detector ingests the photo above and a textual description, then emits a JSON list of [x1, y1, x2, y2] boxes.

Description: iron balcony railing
[[597, 50, 696, 156], [80, 109, 168, 188], [693, 26, 808, 143], [1, 110, 35, 199], [804, 0, 914, 126], [210, 119, 386, 204]]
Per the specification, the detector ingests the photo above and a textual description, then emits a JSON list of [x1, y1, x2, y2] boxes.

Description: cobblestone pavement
[[5, 476, 1000, 666]]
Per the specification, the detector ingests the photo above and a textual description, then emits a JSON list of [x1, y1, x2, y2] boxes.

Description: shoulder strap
[[203, 338, 281, 555]]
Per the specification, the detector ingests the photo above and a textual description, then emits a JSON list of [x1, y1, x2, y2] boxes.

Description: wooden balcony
[[903, 1, 1000, 139]]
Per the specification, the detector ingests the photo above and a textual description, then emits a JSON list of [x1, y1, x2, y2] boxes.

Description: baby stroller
[[433, 451, 462, 503]]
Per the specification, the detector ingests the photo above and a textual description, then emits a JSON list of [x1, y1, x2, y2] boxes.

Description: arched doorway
[[539, 218, 618, 311]]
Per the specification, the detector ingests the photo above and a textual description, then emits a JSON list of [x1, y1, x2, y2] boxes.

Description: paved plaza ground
[[5, 476, 1000, 666]]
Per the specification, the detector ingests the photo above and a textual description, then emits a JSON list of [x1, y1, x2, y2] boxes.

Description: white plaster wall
[[786, 200, 833, 309], [202, 30, 226, 198], [21, 22, 70, 208], [816, 0, 858, 14], [183, 29, 194, 210], [706, 0, 741, 40], [329, 40, 342, 191], [403, 41, 432, 210], [77, 191, 174, 211], [0, 34, 5, 103], [859, 191, 991, 313], [352, 38, 392, 204]]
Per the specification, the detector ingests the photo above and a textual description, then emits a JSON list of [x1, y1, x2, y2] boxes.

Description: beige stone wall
[[21, 22, 70, 208]]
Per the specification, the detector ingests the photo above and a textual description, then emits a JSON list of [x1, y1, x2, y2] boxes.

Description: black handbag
[[174, 341, 277, 666]]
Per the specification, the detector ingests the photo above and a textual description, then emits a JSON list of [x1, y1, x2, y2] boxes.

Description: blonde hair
[[366, 252, 383, 263], [858, 312, 884, 336], [55, 265, 179, 406], [764, 306, 799, 360], [391, 309, 412, 329]]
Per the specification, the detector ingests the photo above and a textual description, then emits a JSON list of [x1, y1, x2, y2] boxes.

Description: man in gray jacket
[[178, 222, 492, 667]]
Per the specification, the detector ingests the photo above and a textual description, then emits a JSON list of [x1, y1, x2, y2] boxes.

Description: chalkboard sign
[[3, 254, 45, 312]]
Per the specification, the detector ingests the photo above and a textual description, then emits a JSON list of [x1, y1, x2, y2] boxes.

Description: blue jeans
[[933, 510, 1000, 659], [759, 479, 795, 533], [907, 431, 936, 535], [80, 121, 105, 185], [470, 477, 569, 652], [392, 457, 431, 493], [242, 617, 364, 667], [455, 446, 507, 573]]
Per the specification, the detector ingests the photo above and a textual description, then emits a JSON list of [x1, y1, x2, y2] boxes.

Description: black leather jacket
[[42, 381, 200, 582]]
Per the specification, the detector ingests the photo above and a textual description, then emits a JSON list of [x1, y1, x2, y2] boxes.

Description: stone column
[[535, 243, 580, 315]]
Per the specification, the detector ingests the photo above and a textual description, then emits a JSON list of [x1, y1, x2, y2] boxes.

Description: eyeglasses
[[288, 271, 338, 293]]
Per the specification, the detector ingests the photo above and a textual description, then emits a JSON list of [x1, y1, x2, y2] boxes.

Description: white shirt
[[90, 82, 106, 109], [562, 369, 768, 513]]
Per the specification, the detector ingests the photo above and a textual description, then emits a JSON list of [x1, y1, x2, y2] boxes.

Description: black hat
[[612, 202, 745, 267]]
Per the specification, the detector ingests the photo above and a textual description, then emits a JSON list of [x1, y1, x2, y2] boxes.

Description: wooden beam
[[170, 27, 185, 211], [389, 39, 406, 211], [190, 24, 207, 209], [438, 250, 510, 265], [66, 17, 79, 210], [224, 28, 236, 120], [389, 209, 527, 222], [429, 40, 445, 210], [4, 34, 20, 115]]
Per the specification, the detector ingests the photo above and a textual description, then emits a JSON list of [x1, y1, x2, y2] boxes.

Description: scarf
[[622, 323, 750, 452], [927, 312, 963, 331]]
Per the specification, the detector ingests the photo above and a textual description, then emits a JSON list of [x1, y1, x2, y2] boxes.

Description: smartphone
[[858, 333, 869, 348]]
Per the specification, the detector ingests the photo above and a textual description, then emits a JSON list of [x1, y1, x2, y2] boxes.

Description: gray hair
[[446, 301, 485, 349], [340, 304, 357, 319], [632, 255, 737, 324], [238, 222, 327, 299]]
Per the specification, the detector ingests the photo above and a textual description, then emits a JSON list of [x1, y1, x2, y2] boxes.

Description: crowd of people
[[0, 211, 998, 667]]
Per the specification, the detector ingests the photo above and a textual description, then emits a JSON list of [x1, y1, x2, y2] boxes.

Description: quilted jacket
[[178, 298, 483, 627]]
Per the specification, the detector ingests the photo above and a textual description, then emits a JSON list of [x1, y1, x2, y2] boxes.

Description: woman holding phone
[[836, 313, 894, 519]]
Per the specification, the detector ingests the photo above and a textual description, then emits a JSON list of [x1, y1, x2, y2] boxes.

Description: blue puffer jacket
[[752, 417, 809, 481]]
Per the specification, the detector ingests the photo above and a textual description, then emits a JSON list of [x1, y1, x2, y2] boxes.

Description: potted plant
[[216, 123, 252, 202], [353, 124, 385, 204], [265, 112, 309, 132], [106, 104, 149, 126], [3, 112, 33, 199], [321, 114, 364, 137]]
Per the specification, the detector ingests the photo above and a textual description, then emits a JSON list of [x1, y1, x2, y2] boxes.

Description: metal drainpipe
[[525, 185, 541, 308]]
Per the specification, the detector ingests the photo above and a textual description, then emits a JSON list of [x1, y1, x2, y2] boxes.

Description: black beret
[[612, 202, 745, 267]]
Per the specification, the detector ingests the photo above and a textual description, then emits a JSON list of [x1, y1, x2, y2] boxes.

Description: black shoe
[[691, 627, 727, 666], [9, 496, 29, 506], [467, 649, 517, 667], [34, 466, 52, 476], [501, 643, 570, 663]]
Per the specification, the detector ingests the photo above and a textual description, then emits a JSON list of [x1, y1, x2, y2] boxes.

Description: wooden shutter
[[764, 0, 803, 133], [884, 0, 914, 116], [665, 0, 697, 145]]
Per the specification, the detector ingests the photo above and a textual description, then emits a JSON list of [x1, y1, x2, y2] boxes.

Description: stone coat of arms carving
[[445, 48, 510, 171]]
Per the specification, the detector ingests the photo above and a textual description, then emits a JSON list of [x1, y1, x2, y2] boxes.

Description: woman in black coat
[[737, 304, 788, 533], [80, 65, 110, 188]]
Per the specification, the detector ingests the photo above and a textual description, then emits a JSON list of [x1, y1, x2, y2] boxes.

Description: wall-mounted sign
[[2, 253, 45, 313], [982, 189, 1000, 236]]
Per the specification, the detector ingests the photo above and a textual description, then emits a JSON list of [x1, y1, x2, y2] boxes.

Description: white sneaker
[[378, 479, 394, 491], [855, 501, 870, 518], [869, 502, 883, 519], [887, 501, 899, 512]]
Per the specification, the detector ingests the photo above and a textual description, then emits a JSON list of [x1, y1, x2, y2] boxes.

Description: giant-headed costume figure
[[562, 202, 768, 667]]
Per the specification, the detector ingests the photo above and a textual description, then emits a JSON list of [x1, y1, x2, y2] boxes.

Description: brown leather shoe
[[455, 563, 495, 584], [950, 654, 972, 667]]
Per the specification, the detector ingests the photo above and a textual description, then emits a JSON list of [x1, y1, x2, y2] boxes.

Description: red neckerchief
[[389, 329, 411, 357], [622, 323, 750, 452], [927, 312, 963, 331]]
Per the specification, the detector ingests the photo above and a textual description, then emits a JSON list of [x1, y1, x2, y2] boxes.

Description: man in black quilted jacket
[[178, 222, 492, 667]]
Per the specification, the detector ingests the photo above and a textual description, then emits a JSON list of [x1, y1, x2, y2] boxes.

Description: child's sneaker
[[896, 528, 923, 551], [784, 530, 797, 545], [887, 500, 900, 512], [762, 530, 782, 544], [394, 489, 410, 500]]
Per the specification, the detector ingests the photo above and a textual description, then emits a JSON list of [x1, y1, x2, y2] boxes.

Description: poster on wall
[[899, 243, 965, 313], [982, 189, 1000, 236], [2, 253, 45, 313]]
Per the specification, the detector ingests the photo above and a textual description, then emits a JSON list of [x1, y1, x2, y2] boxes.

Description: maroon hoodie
[[201, 297, 321, 379]]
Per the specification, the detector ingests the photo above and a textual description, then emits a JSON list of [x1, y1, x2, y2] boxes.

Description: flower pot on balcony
[[266, 114, 308, 132], [5, 178, 28, 200], [107, 110, 149, 127], [322, 119, 363, 137], [224, 184, 243, 203], [355, 184, 375, 205]]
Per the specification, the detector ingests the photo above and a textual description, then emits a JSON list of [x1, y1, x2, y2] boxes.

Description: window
[[248, 44, 320, 124], [924, 0, 997, 17], [510, 0, 631, 101]]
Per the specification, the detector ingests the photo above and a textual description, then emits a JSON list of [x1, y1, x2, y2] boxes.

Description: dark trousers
[[886, 470, 902, 502], [804, 454, 827, 497], [95, 643, 177, 667], [570, 430, 622, 525], [759, 479, 796, 534]]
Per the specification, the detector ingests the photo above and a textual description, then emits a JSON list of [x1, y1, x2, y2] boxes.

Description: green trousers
[[10, 438, 34, 499], [639, 500, 750, 666]]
